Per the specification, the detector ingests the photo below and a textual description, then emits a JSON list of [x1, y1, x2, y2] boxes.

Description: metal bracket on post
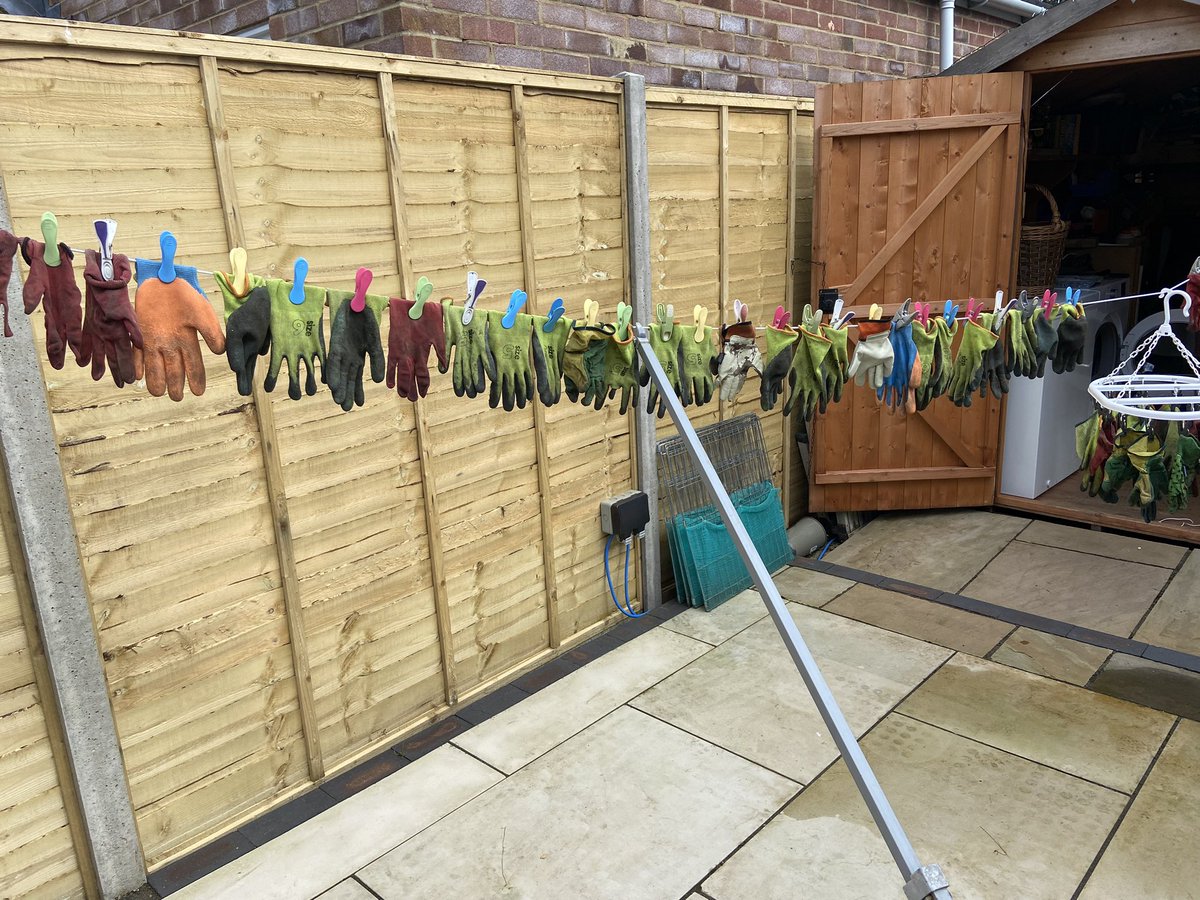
[[631, 322, 952, 900]]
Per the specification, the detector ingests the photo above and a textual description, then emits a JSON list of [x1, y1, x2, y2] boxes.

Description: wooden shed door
[[808, 72, 1028, 513]]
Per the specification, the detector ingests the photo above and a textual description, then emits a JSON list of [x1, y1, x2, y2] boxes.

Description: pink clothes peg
[[1042, 289, 1058, 316], [351, 267, 372, 313], [913, 301, 931, 327], [965, 297, 985, 322], [771, 305, 791, 329]]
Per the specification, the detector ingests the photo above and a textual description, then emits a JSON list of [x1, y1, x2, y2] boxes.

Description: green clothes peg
[[40, 212, 61, 267]]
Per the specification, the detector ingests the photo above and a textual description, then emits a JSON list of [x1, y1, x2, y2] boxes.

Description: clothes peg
[[965, 297, 984, 322], [288, 257, 309, 305], [409, 276, 434, 320], [1041, 289, 1058, 319], [158, 231, 179, 284], [1191, 256, 1200, 276], [771, 305, 790, 329], [462, 271, 486, 325], [350, 267, 372, 313], [502, 289, 528, 328], [913, 300, 930, 327], [733, 299, 748, 323], [943, 299, 959, 325], [95, 218, 117, 281], [616, 301, 632, 340], [657, 302, 674, 339], [693, 306, 709, 340], [544, 297, 566, 332], [583, 298, 600, 327], [228, 246, 249, 295], [38, 212, 63, 267], [868, 303, 883, 321], [834, 310, 855, 329], [994, 290, 1005, 312], [831, 297, 844, 325]]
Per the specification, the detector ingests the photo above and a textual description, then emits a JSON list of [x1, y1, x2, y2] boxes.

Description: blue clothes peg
[[543, 297, 566, 332], [502, 289, 528, 328], [943, 299, 959, 325], [289, 258, 309, 305], [158, 231, 178, 284]]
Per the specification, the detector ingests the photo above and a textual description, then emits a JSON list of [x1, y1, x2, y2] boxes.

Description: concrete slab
[[1090, 653, 1200, 721], [899, 655, 1172, 793], [964, 542, 1170, 636], [631, 604, 950, 783], [171, 746, 502, 900], [315, 879, 374, 900], [661, 589, 769, 645], [824, 510, 1028, 592], [1080, 719, 1200, 899], [1016, 519, 1187, 569], [772, 567, 855, 608], [452, 627, 710, 774], [703, 714, 1126, 900], [1134, 550, 1200, 656], [989, 627, 1111, 686], [359, 707, 797, 900], [824, 584, 1013, 656]]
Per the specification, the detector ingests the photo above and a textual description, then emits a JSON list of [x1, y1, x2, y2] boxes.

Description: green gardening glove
[[1006, 308, 1036, 378], [947, 318, 997, 408], [604, 333, 639, 414], [484, 309, 536, 411], [644, 322, 685, 418], [1026, 307, 1059, 379], [911, 321, 938, 411], [929, 316, 957, 402], [818, 323, 849, 412], [264, 278, 327, 400], [1128, 434, 1167, 522], [676, 324, 717, 407], [214, 271, 267, 319], [1169, 433, 1200, 512], [531, 315, 572, 406], [563, 324, 612, 408], [760, 324, 800, 411], [1098, 428, 1141, 503], [783, 326, 832, 420], [440, 304, 496, 399]]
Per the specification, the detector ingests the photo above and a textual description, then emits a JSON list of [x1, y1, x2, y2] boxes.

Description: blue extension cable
[[604, 533, 647, 619]]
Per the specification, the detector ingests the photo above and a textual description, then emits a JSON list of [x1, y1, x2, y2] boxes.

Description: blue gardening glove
[[878, 306, 917, 412]]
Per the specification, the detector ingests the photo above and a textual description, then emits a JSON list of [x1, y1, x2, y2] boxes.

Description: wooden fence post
[[0, 179, 146, 898], [199, 56, 325, 780]]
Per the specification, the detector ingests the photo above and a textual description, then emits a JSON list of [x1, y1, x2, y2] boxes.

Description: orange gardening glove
[[132, 277, 226, 400]]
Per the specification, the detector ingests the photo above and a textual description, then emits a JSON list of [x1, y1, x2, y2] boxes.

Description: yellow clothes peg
[[692, 305, 709, 341], [229, 247, 250, 295], [869, 303, 883, 321]]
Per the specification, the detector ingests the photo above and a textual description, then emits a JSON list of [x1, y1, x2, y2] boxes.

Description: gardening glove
[[975, 312, 1010, 400], [783, 325, 833, 420], [0, 230, 16, 337], [263, 278, 327, 400], [135, 258, 209, 299], [562, 323, 612, 408], [818, 323, 849, 412], [440, 304, 495, 399], [325, 291, 385, 411], [530, 315, 572, 407], [21, 238, 85, 370], [929, 315, 957, 401], [677, 324, 717, 407], [80, 250, 142, 388], [911, 321, 939, 411], [1026, 306, 1059, 379], [947, 318, 997, 407], [214, 270, 268, 320], [1084, 417, 1118, 496], [1053, 306, 1087, 374], [716, 321, 761, 403], [879, 309, 918, 412], [132, 275, 226, 400], [386, 297, 447, 402], [1128, 434, 1167, 523], [845, 320, 893, 392], [1169, 433, 1200, 512], [604, 332, 640, 414], [485, 310, 536, 411], [644, 322, 686, 418], [759, 324, 799, 411], [1005, 309, 1037, 378], [223, 284, 272, 396]]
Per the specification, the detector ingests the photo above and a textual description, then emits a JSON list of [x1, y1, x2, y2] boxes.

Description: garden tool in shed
[[644, 305, 686, 418], [132, 264, 226, 401], [81, 248, 142, 388], [0, 229, 17, 337], [531, 299, 570, 407], [387, 280, 447, 402], [677, 306, 716, 408], [21, 219, 85, 370], [759, 311, 799, 411], [440, 300, 495, 400], [485, 293, 537, 411], [845, 319, 893, 393], [264, 260, 327, 400], [326, 269, 386, 411], [947, 316, 997, 408]]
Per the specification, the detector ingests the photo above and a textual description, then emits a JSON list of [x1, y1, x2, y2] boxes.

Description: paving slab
[[315, 879, 374, 900], [989, 627, 1111, 686], [703, 714, 1126, 900], [1080, 719, 1200, 899], [1090, 653, 1200, 721], [824, 510, 1028, 592], [772, 567, 856, 608], [1134, 550, 1200, 655], [964, 542, 1170, 636], [1016, 519, 1187, 569], [631, 604, 950, 783], [824, 584, 1013, 656], [452, 627, 710, 774], [898, 655, 1172, 793], [661, 589, 770, 645], [172, 746, 502, 900], [359, 707, 797, 900]]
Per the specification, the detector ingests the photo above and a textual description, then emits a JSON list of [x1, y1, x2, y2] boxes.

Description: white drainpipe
[[940, 0, 1045, 71], [940, 0, 956, 71]]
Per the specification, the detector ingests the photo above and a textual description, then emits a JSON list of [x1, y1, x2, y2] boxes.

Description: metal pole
[[632, 324, 952, 900], [620, 72, 661, 612]]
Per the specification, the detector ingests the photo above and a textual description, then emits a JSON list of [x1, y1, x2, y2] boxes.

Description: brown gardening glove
[[133, 277, 226, 400]]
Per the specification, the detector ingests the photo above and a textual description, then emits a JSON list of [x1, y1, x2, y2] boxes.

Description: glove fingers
[[143, 349, 167, 397], [352, 362, 366, 410]]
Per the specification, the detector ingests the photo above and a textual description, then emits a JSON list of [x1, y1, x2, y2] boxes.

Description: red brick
[[494, 45, 545, 67], [542, 50, 591, 73], [646, 42, 686, 65], [702, 70, 737, 90], [718, 12, 746, 32], [639, 0, 679, 20], [763, 0, 790, 22], [584, 8, 628, 34], [700, 0, 733, 11], [731, 0, 762, 18], [790, 42, 817, 63], [702, 29, 735, 51], [317, 0, 356, 26], [403, 8, 461, 37], [541, 2, 587, 27], [628, 16, 667, 41], [732, 35, 761, 54], [762, 38, 788, 58], [462, 16, 516, 42], [362, 34, 405, 54], [666, 23, 702, 45], [748, 18, 777, 39], [565, 29, 611, 54], [607, 0, 638, 14], [342, 12, 381, 42], [681, 5, 717, 27], [489, 0, 538, 19], [748, 56, 779, 76], [434, 0, 488, 12], [436, 38, 490, 61], [735, 74, 761, 92]]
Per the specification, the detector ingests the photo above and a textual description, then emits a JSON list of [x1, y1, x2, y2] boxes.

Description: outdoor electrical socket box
[[600, 491, 650, 541]]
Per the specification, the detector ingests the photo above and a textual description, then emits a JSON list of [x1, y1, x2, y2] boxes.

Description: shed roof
[[944, 0, 1116, 74]]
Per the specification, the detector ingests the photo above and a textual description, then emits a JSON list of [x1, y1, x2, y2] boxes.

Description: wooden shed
[[806, 0, 1200, 546]]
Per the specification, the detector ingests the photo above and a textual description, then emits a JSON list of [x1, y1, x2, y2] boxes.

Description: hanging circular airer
[[1089, 287, 1200, 422]]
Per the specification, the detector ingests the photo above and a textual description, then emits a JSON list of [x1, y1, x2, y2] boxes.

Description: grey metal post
[[620, 72, 661, 611], [0, 187, 146, 897], [633, 324, 952, 900]]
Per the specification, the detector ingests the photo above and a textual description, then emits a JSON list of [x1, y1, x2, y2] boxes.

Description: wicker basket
[[1016, 183, 1069, 297]]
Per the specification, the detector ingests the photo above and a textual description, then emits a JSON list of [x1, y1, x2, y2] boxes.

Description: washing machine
[[1000, 278, 1131, 500]]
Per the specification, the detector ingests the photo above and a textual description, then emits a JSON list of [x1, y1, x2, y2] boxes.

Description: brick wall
[[57, 0, 1012, 96]]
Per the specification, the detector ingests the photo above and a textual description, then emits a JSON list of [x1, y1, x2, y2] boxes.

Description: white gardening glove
[[845, 322, 894, 391], [717, 335, 762, 402]]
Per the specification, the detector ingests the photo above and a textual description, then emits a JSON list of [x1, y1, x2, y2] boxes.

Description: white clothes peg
[[94, 219, 117, 280]]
